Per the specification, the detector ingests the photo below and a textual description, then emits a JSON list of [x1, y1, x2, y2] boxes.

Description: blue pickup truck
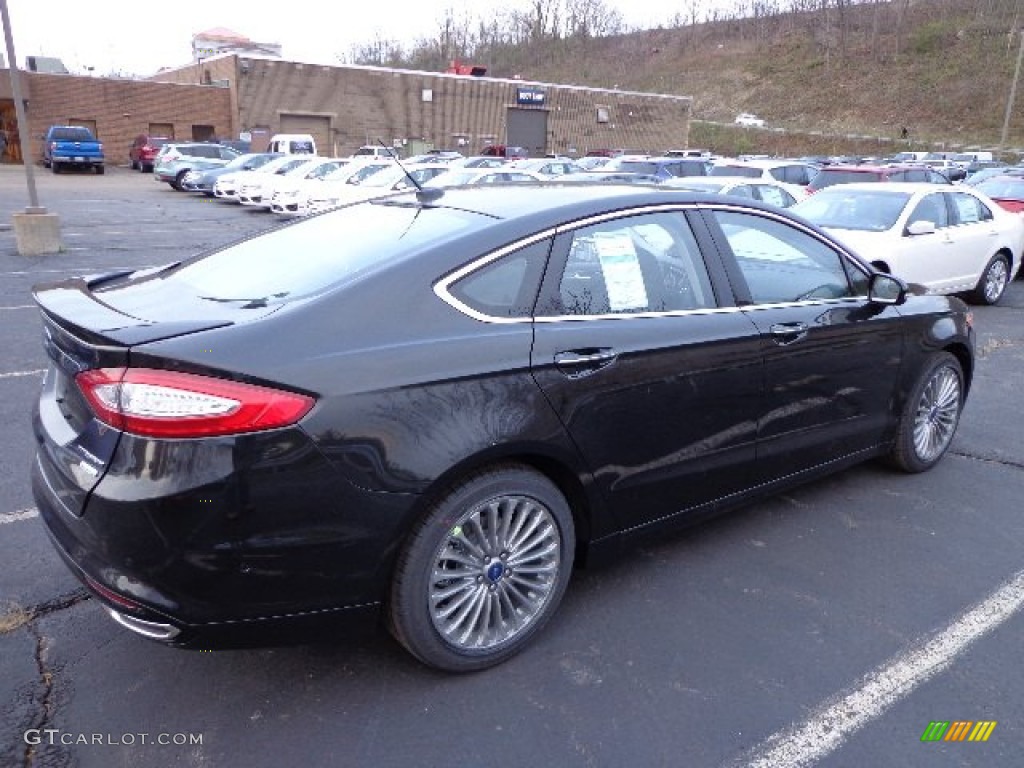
[[42, 125, 105, 174]]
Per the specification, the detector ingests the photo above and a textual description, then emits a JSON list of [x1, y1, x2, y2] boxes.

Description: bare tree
[[347, 33, 404, 66], [564, 0, 624, 40]]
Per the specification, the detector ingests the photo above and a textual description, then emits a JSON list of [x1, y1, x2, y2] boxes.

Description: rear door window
[[551, 212, 716, 316], [947, 192, 992, 225]]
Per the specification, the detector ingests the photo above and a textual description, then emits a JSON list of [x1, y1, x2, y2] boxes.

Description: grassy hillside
[[479, 0, 1024, 158]]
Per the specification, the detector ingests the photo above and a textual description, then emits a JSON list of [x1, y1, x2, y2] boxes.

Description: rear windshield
[[104, 203, 490, 305], [710, 165, 761, 178], [289, 141, 315, 153], [810, 170, 882, 190], [611, 161, 660, 175], [50, 127, 94, 141]]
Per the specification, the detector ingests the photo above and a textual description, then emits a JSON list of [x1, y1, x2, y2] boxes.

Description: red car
[[480, 144, 530, 159], [807, 163, 951, 193], [974, 175, 1024, 213], [129, 134, 172, 172]]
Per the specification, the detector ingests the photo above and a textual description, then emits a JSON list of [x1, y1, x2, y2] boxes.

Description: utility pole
[[1, 0, 41, 211], [1001, 27, 1024, 152]]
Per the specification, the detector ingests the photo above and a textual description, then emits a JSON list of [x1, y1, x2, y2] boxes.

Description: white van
[[354, 145, 400, 159], [267, 134, 317, 155]]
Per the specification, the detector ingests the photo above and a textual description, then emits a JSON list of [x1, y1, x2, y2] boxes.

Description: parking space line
[[0, 305, 35, 310], [733, 569, 1024, 768], [0, 507, 39, 525], [0, 369, 46, 379]]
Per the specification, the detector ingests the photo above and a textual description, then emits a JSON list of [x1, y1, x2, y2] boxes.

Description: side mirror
[[906, 219, 936, 236], [868, 272, 907, 306]]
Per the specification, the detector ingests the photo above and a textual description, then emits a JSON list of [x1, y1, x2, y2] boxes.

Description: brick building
[[1, 55, 691, 166]]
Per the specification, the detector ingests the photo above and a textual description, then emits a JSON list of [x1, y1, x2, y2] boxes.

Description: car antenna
[[377, 140, 444, 203]]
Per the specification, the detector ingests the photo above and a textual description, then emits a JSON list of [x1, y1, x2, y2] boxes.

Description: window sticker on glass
[[593, 232, 649, 311]]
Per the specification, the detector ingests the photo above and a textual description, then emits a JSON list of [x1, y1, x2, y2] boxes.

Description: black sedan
[[31, 184, 974, 671]]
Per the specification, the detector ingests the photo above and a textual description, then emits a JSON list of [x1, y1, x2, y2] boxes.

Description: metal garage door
[[506, 108, 548, 159], [279, 115, 331, 157]]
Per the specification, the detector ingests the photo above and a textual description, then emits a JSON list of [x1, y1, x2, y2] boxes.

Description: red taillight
[[75, 368, 315, 438]]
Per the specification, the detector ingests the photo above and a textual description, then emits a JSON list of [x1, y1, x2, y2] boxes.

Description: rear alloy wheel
[[888, 352, 964, 473], [971, 254, 1009, 305], [171, 170, 189, 191], [389, 465, 575, 672]]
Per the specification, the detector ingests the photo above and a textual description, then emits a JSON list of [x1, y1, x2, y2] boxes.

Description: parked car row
[[152, 144, 1024, 308]]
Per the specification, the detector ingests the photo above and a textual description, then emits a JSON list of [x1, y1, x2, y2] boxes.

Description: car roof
[[809, 181, 963, 194], [820, 164, 924, 172], [671, 175, 761, 184], [715, 158, 813, 168]]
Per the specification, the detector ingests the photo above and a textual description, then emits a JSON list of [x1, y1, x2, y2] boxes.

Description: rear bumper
[[52, 155, 104, 163], [31, 418, 419, 646]]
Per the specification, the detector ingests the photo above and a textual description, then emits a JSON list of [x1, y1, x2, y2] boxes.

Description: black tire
[[51, 162, 61, 174], [970, 254, 1009, 305], [130, 159, 138, 170], [888, 352, 964, 473], [389, 465, 575, 672], [95, 165, 105, 175], [171, 170, 189, 191]]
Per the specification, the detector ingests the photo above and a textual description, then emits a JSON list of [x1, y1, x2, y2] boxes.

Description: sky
[[3, 0, 734, 77]]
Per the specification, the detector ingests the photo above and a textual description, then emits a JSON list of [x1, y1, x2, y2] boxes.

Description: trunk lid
[[32, 266, 250, 517]]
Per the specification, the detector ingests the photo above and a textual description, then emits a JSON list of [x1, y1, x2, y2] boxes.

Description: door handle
[[769, 322, 808, 345], [554, 348, 617, 377]]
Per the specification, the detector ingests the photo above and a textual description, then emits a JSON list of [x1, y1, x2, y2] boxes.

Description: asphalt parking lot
[[2, 164, 1024, 768]]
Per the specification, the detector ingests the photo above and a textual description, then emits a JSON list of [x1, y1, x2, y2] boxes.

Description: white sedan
[[267, 158, 352, 216], [300, 162, 452, 216], [792, 182, 1022, 304], [233, 156, 317, 206], [734, 113, 765, 127], [243, 157, 346, 210]]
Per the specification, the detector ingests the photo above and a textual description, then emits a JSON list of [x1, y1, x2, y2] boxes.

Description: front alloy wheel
[[889, 352, 964, 473], [390, 466, 575, 672]]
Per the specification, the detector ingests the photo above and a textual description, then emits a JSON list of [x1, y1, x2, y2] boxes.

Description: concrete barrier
[[12, 212, 63, 256]]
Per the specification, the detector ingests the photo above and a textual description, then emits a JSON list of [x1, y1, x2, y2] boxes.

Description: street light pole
[[1, 0, 62, 255], [0, 0, 45, 213]]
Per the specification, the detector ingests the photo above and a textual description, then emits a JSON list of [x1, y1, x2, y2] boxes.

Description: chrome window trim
[[434, 227, 559, 324], [434, 202, 871, 324]]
